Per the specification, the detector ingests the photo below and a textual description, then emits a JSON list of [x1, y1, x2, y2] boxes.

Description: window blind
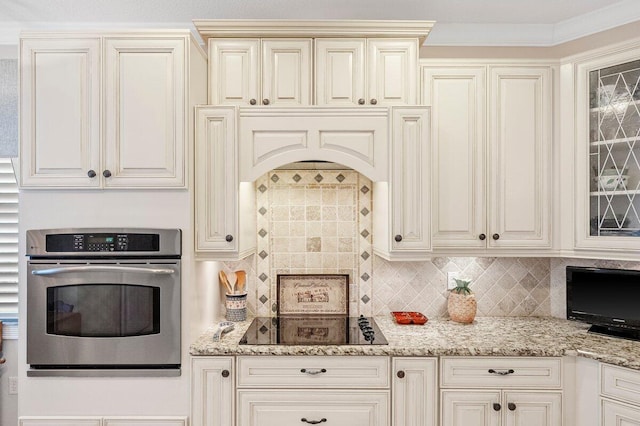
[[0, 158, 18, 319]]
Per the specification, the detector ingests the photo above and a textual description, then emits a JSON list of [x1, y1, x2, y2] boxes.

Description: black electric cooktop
[[239, 316, 388, 345]]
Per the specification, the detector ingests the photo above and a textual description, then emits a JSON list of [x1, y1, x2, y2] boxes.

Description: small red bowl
[[391, 311, 428, 325]]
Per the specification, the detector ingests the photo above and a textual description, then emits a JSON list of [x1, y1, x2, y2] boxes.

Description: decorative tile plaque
[[277, 274, 349, 315]]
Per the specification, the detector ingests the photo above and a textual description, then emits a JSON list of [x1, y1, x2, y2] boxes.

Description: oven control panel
[[74, 234, 128, 252], [46, 233, 159, 253]]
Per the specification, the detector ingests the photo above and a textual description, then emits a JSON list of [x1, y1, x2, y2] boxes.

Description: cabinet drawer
[[237, 356, 389, 388], [237, 390, 389, 426], [601, 364, 640, 405], [440, 357, 562, 388], [602, 398, 640, 425]]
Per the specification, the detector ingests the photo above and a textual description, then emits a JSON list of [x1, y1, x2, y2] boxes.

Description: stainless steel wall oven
[[26, 228, 181, 376]]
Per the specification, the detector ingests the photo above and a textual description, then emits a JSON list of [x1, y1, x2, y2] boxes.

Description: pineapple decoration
[[447, 278, 477, 324]]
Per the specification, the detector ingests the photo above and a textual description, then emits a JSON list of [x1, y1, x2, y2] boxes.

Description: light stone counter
[[190, 316, 640, 370]]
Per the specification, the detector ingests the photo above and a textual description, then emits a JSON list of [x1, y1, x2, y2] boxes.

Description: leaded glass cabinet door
[[577, 51, 640, 252], [590, 61, 640, 234]]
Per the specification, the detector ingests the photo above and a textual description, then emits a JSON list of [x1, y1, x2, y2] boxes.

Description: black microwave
[[567, 266, 640, 341]]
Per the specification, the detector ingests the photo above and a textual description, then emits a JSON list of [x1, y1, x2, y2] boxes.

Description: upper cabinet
[[315, 38, 417, 106], [20, 32, 207, 189], [199, 20, 431, 108], [575, 48, 640, 253], [423, 63, 553, 254], [209, 38, 312, 106]]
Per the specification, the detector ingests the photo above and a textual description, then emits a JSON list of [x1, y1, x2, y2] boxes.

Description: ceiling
[[2, 0, 640, 46]]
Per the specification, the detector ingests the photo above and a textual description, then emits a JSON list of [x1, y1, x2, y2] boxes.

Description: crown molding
[[193, 19, 434, 44], [425, 0, 640, 46]]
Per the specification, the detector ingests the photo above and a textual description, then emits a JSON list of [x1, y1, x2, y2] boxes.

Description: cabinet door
[[315, 39, 366, 106], [209, 39, 260, 106], [103, 418, 187, 426], [488, 66, 552, 248], [390, 107, 431, 258], [503, 391, 562, 426], [195, 107, 239, 254], [441, 390, 501, 426], [423, 66, 487, 248], [104, 37, 186, 188], [191, 357, 234, 426], [237, 390, 389, 426], [19, 419, 101, 426], [392, 358, 437, 426], [575, 54, 640, 252], [368, 39, 418, 106], [602, 399, 640, 426], [20, 38, 101, 187], [261, 39, 312, 106]]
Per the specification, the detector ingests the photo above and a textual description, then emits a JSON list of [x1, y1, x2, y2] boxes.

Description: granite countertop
[[190, 316, 640, 370]]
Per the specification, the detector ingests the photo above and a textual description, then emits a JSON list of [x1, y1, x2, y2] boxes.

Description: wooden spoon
[[218, 271, 233, 294], [226, 272, 237, 293], [235, 270, 246, 294]]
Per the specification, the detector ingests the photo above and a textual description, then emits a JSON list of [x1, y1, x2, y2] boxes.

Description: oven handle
[[31, 266, 177, 276]]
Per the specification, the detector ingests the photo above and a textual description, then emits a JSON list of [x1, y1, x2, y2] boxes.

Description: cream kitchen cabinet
[[20, 32, 206, 189], [191, 357, 234, 426], [440, 357, 563, 426], [574, 47, 640, 254], [208, 38, 312, 106], [315, 38, 418, 106], [235, 356, 390, 426], [392, 357, 438, 426], [422, 64, 553, 253], [373, 106, 432, 261], [600, 364, 640, 425], [195, 106, 256, 259]]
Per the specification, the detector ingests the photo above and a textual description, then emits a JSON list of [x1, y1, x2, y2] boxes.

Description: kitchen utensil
[[226, 272, 237, 293], [212, 321, 235, 342], [235, 270, 246, 294], [218, 271, 233, 294]]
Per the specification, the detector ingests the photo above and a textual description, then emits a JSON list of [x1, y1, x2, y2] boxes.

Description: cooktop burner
[[239, 316, 388, 345]]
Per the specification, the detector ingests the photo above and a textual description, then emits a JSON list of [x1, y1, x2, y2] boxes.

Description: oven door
[[27, 259, 180, 374]]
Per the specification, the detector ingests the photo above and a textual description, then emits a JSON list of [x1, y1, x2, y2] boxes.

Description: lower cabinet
[[237, 390, 389, 426], [601, 364, 640, 425], [392, 357, 438, 426], [191, 357, 234, 426], [19, 418, 187, 426], [440, 357, 563, 426], [441, 390, 562, 426]]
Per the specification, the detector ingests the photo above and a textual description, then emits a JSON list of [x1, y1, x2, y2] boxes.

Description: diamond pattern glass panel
[[589, 59, 640, 237]]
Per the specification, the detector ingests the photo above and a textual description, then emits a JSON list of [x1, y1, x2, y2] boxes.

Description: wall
[[223, 168, 552, 319]]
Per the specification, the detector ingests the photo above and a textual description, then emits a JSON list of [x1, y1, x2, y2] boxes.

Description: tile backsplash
[[221, 168, 558, 318]]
